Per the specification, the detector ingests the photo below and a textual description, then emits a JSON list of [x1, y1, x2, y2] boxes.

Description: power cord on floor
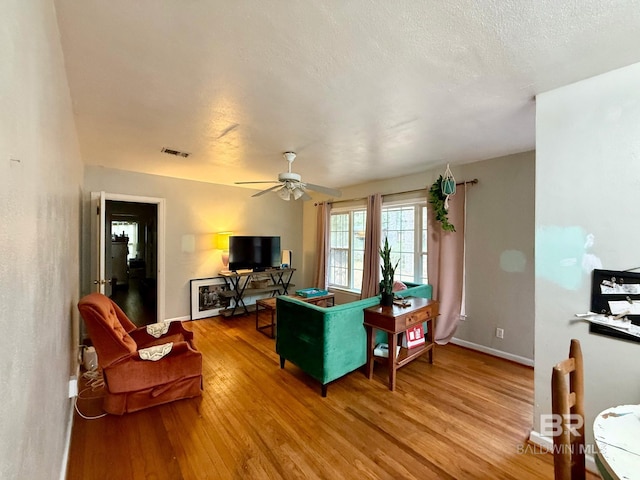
[[74, 368, 108, 420]]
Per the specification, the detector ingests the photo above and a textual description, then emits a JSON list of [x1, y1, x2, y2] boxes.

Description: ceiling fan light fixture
[[292, 187, 305, 200], [277, 187, 291, 201]]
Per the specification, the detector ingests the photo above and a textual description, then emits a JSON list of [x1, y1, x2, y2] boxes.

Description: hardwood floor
[[67, 314, 598, 479]]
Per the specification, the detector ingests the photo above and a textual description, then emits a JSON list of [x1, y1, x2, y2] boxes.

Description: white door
[[90, 191, 109, 295], [90, 191, 166, 322]]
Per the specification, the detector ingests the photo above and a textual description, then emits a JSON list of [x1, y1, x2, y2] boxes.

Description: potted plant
[[428, 175, 456, 232], [379, 237, 399, 307]]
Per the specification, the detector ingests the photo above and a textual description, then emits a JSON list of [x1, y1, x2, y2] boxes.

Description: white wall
[[83, 167, 303, 319], [0, 1, 83, 478], [301, 152, 535, 360], [534, 62, 640, 447]]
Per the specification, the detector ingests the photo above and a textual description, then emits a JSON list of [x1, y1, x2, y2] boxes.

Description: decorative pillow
[[146, 322, 170, 338], [392, 281, 408, 292], [138, 342, 173, 361]]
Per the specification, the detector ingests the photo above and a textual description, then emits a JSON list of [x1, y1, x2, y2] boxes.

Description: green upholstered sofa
[[276, 282, 432, 396]]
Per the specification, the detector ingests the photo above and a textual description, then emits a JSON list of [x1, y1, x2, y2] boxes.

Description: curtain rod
[[314, 178, 478, 206]]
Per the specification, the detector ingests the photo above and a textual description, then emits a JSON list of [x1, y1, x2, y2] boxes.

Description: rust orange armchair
[[78, 292, 202, 415]]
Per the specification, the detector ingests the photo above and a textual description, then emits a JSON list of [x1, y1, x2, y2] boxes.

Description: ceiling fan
[[235, 152, 342, 201]]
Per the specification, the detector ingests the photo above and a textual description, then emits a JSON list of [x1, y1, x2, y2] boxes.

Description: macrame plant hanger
[[441, 163, 456, 210]]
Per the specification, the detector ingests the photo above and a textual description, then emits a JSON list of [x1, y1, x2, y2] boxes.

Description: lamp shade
[[292, 187, 305, 200], [277, 187, 291, 201], [215, 232, 232, 250]]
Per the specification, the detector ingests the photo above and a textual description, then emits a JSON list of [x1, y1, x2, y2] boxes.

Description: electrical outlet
[[496, 328, 504, 339], [68, 376, 78, 398]]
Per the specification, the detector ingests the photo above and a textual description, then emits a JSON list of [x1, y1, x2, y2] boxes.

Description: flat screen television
[[228, 236, 281, 272]]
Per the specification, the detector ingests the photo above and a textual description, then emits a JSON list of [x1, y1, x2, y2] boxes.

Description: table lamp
[[216, 231, 232, 272]]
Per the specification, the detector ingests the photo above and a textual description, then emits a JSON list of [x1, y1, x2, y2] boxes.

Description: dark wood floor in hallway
[[67, 313, 598, 479], [109, 278, 156, 326]]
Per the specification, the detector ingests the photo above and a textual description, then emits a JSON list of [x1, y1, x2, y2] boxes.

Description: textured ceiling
[[54, 0, 640, 193]]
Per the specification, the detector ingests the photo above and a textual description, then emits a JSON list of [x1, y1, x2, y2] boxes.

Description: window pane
[[329, 248, 348, 287], [112, 221, 138, 260], [398, 251, 414, 277], [338, 231, 349, 248], [401, 208, 414, 229], [400, 231, 414, 252], [382, 202, 426, 284], [353, 250, 364, 290], [422, 206, 427, 252], [351, 209, 366, 290], [331, 213, 349, 249], [421, 253, 428, 284], [353, 210, 366, 231], [353, 268, 364, 291]]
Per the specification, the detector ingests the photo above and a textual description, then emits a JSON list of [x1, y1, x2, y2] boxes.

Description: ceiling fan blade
[[303, 183, 342, 197], [235, 181, 280, 185], [252, 185, 282, 197]]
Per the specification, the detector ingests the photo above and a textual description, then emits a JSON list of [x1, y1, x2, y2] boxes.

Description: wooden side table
[[289, 292, 335, 307], [256, 297, 278, 338], [255, 293, 336, 338], [363, 297, 438, 391]]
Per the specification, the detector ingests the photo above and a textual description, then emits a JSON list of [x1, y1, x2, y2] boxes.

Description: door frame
[[91, 191, 166, 322]]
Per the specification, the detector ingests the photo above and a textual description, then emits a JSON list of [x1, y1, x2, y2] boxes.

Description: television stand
[[219, 268, 296, 317]]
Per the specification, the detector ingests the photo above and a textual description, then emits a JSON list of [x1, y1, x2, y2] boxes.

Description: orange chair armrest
[[129, 321, 194, 347]]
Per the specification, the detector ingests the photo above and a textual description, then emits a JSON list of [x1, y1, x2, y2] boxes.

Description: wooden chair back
[[551, 338, 585, 480]]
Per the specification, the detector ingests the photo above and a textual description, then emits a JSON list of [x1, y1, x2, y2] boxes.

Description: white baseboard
[[449, 337, 534, 367], [528, 430, 598, 474], [164, 315, 191, 322], [60, 360, 82, 479], [59, 395, 76, 480]]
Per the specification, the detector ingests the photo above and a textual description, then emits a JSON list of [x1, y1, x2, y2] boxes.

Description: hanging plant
[[428, 175, 456, 232]]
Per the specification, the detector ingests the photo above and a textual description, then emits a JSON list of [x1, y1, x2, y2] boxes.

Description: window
[[328, 198, 427, 293], [328, 209, 366, 290], [381, 202, 428, 285], [112, 220, 138, 260]]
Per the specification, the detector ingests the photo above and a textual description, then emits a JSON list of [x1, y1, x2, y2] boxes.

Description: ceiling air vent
[[161, 147, 190, 158]]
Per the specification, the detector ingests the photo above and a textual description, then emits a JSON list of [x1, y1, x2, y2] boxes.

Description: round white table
[[593, 404, 640, 480]]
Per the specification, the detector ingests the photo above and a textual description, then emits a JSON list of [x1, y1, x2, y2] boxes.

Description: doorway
[[106, 201, 158, 326], [91, 192, 165, 325]]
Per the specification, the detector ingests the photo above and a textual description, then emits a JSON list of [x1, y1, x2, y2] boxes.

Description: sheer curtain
[[313, 201, 331, 289], [427, 185, 466, 344], [360, 193, 382, 298]]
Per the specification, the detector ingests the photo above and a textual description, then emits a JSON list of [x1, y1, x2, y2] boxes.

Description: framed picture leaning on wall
[[190, 277, 229, 320]]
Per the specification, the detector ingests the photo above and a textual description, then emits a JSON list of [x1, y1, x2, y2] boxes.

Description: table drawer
[[363, 298, 438, 332], [403, 309, 429, 327], [400, 305, 436, 327]]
